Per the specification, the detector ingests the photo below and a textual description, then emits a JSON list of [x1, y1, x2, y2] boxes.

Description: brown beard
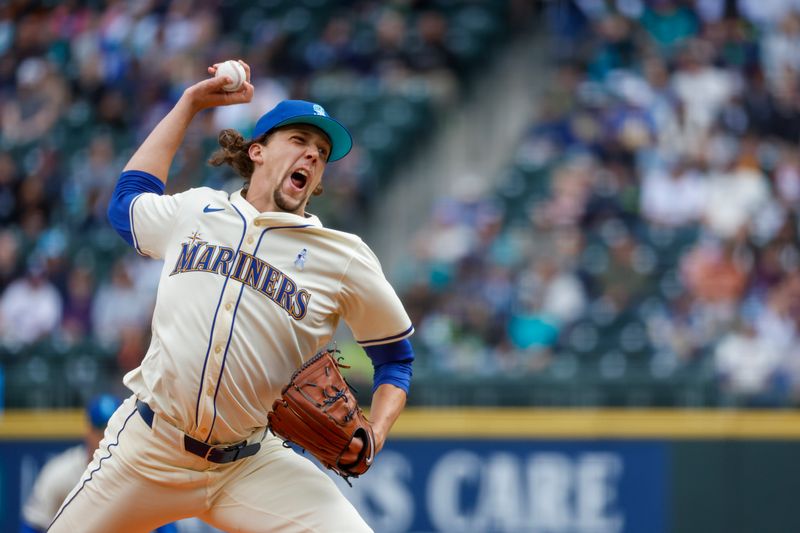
[[273, 187, 305, 214]]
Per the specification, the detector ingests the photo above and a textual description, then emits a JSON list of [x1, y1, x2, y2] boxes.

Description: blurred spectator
[[66, 134, 120, 228], [0, 152, 19, 226], [91, 259, 153, 349], [587, 13, 636, 80], [303, 17, 359, 73], [714, 319, 787, 405], [772, 144, 800, 207], [61, 265, 95, 342], [681, 237, 749, 306], [525, 256, 586, 326], [754, 276, 799, 354], [405, 10, 459, 100], [760, 11, 800, 90], [738, 0, 800, 29], [702, 135, 771, 239], [640, 0, 700, 56], [594, 228, 652, 310], [1, 58, 68, 146], [412, 198, 476, 288], [370, 9, 412, 81], [532, 155, 595, 228], [506, 256, 585, 368], [640, 160, 708, 227], [671, 39, 738, 140], [648, 293, 711, 363], [0, 261, 62, 345], [0, 229, 21, 293]]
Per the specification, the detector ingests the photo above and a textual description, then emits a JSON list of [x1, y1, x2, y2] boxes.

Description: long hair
[[208, 129, 269, 195]]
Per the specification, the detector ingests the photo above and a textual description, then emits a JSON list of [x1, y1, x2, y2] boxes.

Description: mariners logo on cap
[[312, 104, 327, 116]]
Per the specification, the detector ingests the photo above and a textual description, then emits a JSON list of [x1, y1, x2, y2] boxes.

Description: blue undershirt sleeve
[[372, 360, 413, 394], [365, 338, 414, 394], [107, 170, 165, 246], [20, 522, 44, 533]]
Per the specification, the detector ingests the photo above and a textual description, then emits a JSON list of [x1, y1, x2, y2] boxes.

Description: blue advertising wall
[[2, 437, 666, 533], [337, 439, 667, 533]]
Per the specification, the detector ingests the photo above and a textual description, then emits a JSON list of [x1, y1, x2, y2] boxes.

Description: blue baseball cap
[[86, 394, 123, 429], [252, 100, 353, 162]]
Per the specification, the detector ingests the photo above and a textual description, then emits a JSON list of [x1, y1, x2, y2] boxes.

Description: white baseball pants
[[47, 395, 371, 533]]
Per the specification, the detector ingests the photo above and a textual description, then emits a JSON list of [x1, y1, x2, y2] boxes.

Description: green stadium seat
[[5, 355, 65, 408]]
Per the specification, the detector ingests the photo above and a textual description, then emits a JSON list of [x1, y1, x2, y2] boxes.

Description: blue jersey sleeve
[[107, 170, 165, 246], [372, 360, 413, 394], [365, 338, 414, 393]]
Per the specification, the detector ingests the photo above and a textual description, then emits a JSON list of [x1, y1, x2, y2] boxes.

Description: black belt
[[136, 399, 260, 464]]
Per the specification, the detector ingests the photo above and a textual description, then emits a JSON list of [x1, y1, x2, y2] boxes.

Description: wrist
[[170, 96, 204, 127], [371, 427, 387, 453], [178, 88, 207, 115]]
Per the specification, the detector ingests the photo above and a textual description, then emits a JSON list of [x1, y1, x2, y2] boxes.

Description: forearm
[[369, 383, 407, 453], [123, 97, 199, 182]]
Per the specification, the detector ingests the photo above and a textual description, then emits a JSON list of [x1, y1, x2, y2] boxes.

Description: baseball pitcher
[[47, 61, 415, 532]]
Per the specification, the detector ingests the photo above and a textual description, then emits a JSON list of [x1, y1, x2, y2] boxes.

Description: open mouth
[[290, 170, 308, 190]]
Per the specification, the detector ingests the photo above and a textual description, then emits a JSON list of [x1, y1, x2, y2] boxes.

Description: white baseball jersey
[[23, 445, 87, 530], [124, 187, 413, 445]]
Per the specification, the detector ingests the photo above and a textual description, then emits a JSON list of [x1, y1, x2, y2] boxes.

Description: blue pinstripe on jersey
[[357, 324, 415, 345], [194, 204, 248, 429]]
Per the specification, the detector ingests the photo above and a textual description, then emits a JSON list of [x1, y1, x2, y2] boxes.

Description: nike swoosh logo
[[203, 204, 225, 213]]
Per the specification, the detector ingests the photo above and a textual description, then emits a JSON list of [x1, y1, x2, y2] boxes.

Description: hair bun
[[218, 129, 245, 152]]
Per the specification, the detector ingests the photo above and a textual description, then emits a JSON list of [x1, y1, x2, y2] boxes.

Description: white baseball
[[215, 60, 246, 92]]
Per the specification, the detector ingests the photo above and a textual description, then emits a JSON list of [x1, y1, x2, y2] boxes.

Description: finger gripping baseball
[[268, 350, 375, 481]]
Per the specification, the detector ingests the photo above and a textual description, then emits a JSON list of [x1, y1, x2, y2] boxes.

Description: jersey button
[[246, 236, 254, 244], [199, 426, 208, 434], [254, 220, 263, 227], [214, 346, 222, 354], [225, 302, 233, 311]]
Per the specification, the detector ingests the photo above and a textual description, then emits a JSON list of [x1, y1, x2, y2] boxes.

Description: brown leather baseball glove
[[268, 348, 375, 483]]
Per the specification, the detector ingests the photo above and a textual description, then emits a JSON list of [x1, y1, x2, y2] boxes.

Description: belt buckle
[[207, 441, 245, 462], [203, 445, 217, 461]]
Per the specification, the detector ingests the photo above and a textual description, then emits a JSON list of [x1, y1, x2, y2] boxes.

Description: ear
[[312, 183, 323, 196], [248, 143, 263, 163]]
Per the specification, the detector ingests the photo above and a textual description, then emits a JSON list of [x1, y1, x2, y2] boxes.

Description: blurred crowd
[[0, 0, 529, 400], [405, 0, 800, 406], [6, 0, 799, 408]]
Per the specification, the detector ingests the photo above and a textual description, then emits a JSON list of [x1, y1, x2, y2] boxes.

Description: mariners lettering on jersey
[[170, 233, 311, 320]]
